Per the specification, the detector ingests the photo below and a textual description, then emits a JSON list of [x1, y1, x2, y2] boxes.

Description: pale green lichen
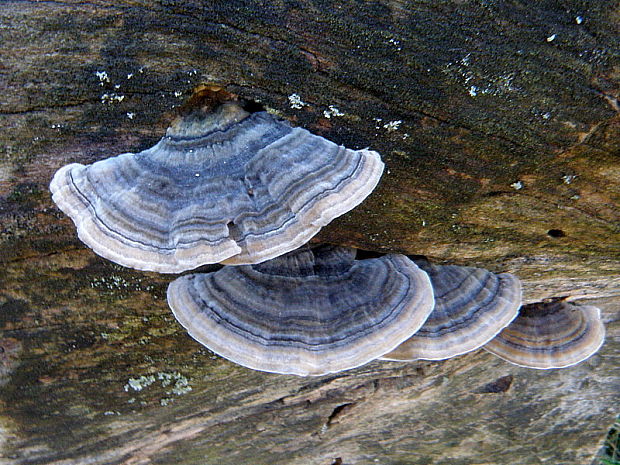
[[264, 106, 285, 118], [124, 372, 192, 404], [158, 371, 192, 396], [124, 374, 156, 392]]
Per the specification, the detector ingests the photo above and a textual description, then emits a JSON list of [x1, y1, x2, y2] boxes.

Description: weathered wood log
[[0, 1, 618, 464]]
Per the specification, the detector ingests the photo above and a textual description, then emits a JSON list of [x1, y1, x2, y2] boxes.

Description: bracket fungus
[[50, 101, 384, 272], [166, 245, 435, 376], [381, 261, 521, 361], [483, 301, 605, 369]]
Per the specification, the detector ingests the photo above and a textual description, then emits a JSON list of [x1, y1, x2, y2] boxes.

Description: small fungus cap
[[166, 245, 435, 376], [483, 301, 605, 369], [50, 103, 384, 272], [381, 261, 521, 361]]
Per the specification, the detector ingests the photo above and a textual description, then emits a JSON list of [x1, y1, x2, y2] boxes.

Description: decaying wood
[[0, 1, 618, 464]]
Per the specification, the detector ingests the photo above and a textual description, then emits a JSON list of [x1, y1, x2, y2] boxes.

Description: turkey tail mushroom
[[50, 102, 383, 273], [166, 245, 434, 376], [483, 301, 605, 369], [381, 261, 521, 361]]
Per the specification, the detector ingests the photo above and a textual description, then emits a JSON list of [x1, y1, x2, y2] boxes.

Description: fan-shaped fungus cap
[[50, 103, 384, 273], [381, 261, 521, 361], [483, 301, 605, 369], [166, 245, 434, 376]]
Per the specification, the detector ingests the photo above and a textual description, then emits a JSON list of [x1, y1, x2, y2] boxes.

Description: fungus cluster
[[50, 101, 383, 272], [50, 95, 606, 376]]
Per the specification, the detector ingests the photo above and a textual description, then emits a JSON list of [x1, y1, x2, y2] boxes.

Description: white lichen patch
[[562, 174, 578, 184], [91, 275, 125, 290], [374, 118, 404, 134], [510, 181, 524, 190], [444, 53, 521, 98], [101, 93, 125, 104], [475, 73, 519, 97], [531, 108, 552, 120], [323, 105, 344, 119], [288, 93, 307, 109], [89, 274, 155, 293], [444, 54, 475, 86], [91, 274, 130, 290], [388, 38, 402, 51], [383, 120, 402, 132], [95, 71, 110, 85]]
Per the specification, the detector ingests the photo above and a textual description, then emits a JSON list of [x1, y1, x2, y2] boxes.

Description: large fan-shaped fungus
[[381, 261, 521, 361], [166, 245, 434, 376], [50, 102, 383, 272], [484, 301, 605, 369]]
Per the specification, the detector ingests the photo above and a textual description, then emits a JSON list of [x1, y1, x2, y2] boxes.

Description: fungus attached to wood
[[49, 102, 384, 273], [483, 301, 605, 369], [166, 245, 434, 376], [381, 261, 521, 361]]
